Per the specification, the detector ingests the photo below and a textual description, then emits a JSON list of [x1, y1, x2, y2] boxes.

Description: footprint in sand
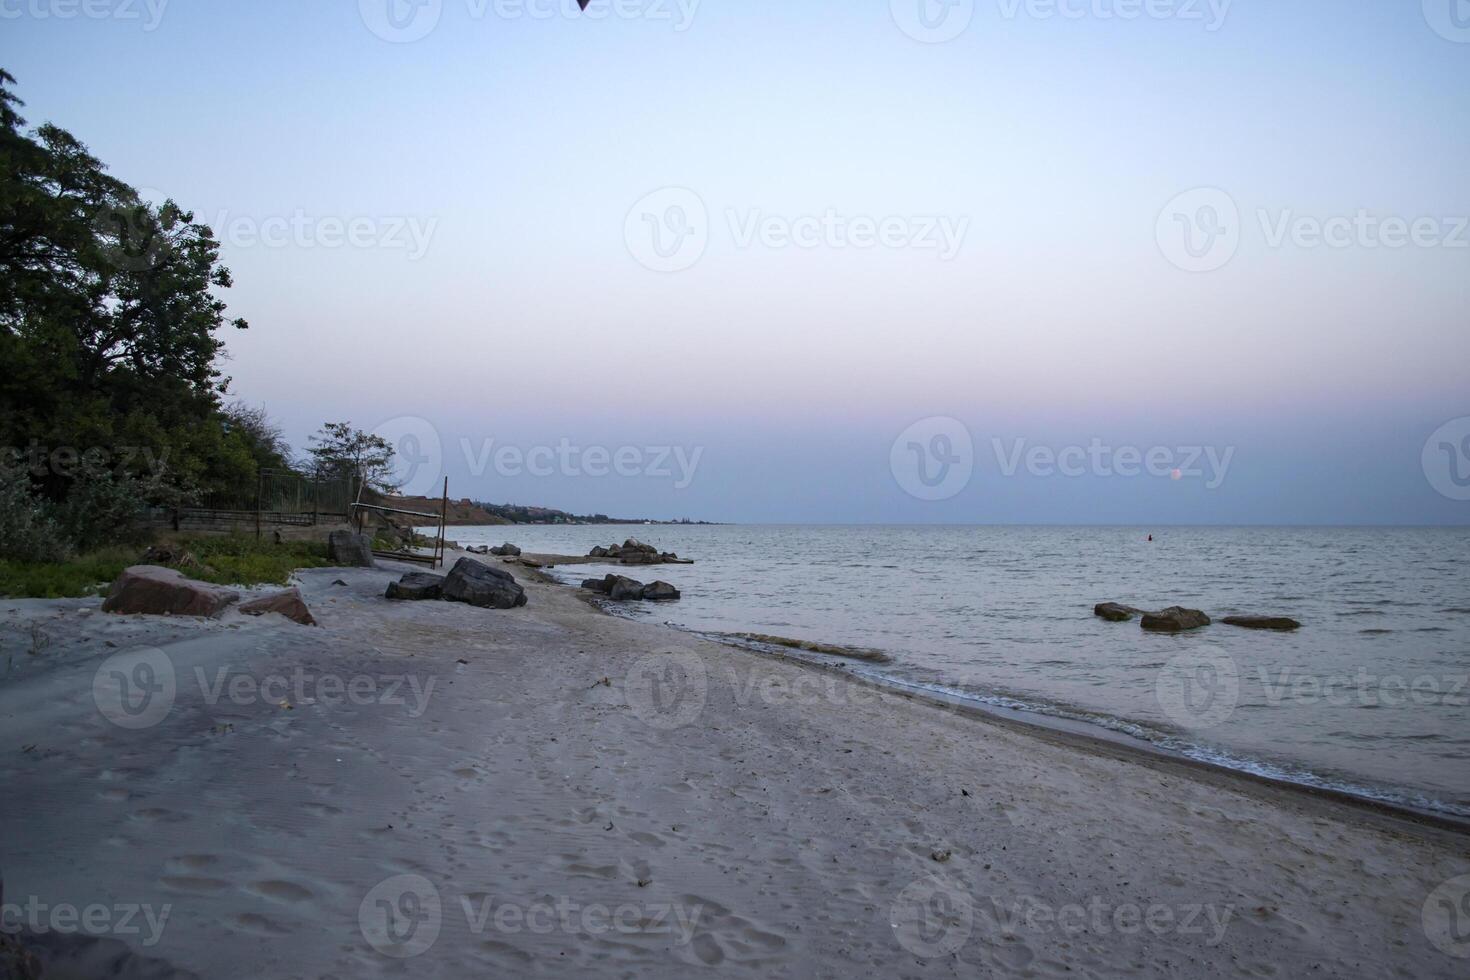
[[246, 880, 314, 904]]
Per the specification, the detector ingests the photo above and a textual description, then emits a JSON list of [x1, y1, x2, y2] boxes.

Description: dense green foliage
[[0, 69, 275, 516]]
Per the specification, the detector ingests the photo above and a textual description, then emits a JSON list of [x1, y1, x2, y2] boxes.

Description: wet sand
[[2, 555, 1467, 977]]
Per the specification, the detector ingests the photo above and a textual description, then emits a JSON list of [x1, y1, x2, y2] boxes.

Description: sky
[[4, 0, 1469, 524]]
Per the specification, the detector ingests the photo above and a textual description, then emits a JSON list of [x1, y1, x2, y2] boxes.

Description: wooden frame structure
[[349, 477, 450, 568]]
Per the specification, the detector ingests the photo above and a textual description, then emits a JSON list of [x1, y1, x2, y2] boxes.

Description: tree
[[221, 401, 294, 474], [0, 68, 249, 502], [307, 423, 398, 496]]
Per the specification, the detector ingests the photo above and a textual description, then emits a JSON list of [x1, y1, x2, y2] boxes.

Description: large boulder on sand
[[1094, 602, 1143, 622], [327, 530, 376, 568], [442, 558, 527, 610], [608, 575, 647, 601], [239, 587, 316, 626], [490, 543, 522, 557], [386, 572, 446, 601], [1223, 615, 1301, 631], [101, 566, 240, 618], [1141, 606, 1211, 632], [641, 581, 681, 601], [581, 577, 611, 594]]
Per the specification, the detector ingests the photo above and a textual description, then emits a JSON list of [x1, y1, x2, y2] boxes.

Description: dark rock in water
[[608, 575, 647, 601], [581, 577, 611, 594], [386, 572, 446, 601], [1223, 615, 1301, 631], [490, 543, 522, 557], [239, 587, 317, 625], [1094, 602, 1142, 622], [641, 581, 681, 601], [620, 551, 662, 566], [442, 558, 527, 610], [101, 566, 240, 619], [606, 544, 623, 557], [1141, 606, 1211, 632], [589, 546, 610, 558], [621, 538, 658, 555], [327, 530, 376, 568]]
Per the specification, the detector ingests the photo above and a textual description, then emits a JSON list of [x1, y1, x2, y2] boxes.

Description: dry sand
[[1, 555, 1467, 977]]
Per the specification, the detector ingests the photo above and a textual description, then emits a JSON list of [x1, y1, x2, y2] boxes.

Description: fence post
[[255, 471, 263, 541]]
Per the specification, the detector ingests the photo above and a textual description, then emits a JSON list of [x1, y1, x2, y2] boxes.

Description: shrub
[[0, 468, 72, 563]]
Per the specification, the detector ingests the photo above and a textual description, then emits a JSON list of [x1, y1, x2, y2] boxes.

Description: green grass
[[0, 535, 333, 599]]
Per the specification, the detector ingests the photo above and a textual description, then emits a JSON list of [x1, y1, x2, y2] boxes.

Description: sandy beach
[[2, 552, 1467, 978]]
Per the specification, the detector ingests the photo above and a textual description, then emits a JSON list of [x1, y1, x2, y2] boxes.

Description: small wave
[[1359, 629, 1394, 635]]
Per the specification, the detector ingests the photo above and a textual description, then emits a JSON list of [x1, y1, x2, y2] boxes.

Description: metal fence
[[151, 469, 355, 535]]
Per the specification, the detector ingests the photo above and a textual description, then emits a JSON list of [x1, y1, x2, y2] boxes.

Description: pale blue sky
[[5, 1, 1468, 522]]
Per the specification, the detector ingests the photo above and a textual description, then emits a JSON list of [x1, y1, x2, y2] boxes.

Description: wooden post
[[438, 477, 449, 568], [254, 471, 263, 541], [312, 475, 319, 526]]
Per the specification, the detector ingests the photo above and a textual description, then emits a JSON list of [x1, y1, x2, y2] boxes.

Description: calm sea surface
[[451, 524, 1470, 817]]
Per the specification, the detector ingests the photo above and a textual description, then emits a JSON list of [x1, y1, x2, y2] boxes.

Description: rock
[[386, 572, 446, 601], [607, 575, 647, 601], [490, 543, 522, 557], [1140, 606, 1212, 632], [332, 579, 349, 587], [1223, 615, 1301, 631], [606, 545, 623, 557], [466, 545, 490, 555], [101, 566, 240, 618], [589, 546, 610, 558], [621, 538, 658, 555], [641, 581, 681, 601], [620, 551, 662, 566], [663, 556, 695, 565], [327, 530, 376, 568], [581, 577, 611, 594], [1094, 602, 1143, 622], [239, 587, 316, 626], [441, 558, 527, 610]]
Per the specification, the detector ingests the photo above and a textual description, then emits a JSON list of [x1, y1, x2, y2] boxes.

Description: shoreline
[[527, 552, 1470, 832], [3, 553, 1467, 976]]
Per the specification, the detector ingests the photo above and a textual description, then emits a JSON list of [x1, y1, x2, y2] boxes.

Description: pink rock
[[101, 565, 240, 619], [238, 587, 317, 626]]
